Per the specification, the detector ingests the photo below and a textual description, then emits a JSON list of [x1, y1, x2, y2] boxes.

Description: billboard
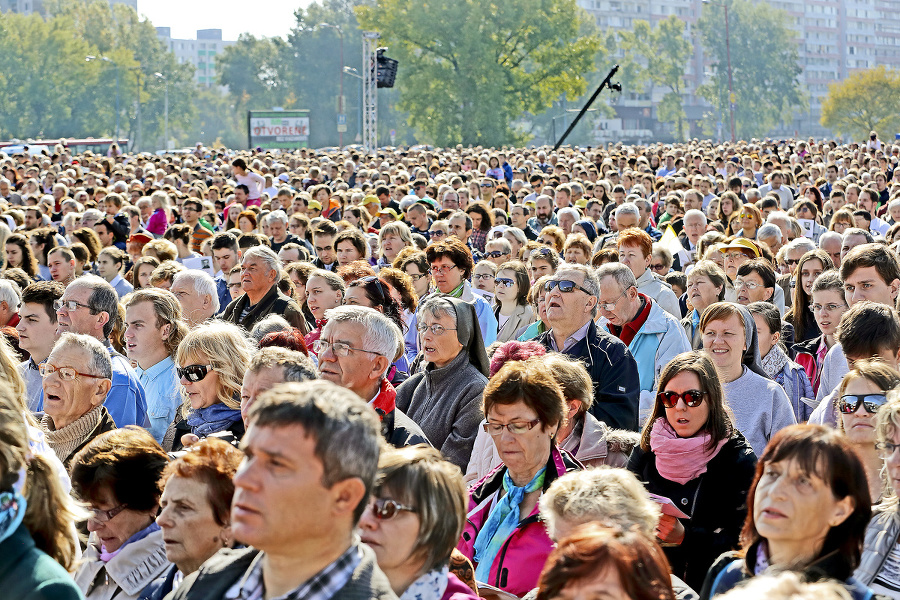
[[248, 110, 310, 149]]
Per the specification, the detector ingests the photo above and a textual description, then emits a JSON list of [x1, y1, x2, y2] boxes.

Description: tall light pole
[[154, 72, 168, 151], [319, 23, 345, 147], [87, 55, 119, 141], [703, 0, 736, 142], [343, 66, 363, 143]]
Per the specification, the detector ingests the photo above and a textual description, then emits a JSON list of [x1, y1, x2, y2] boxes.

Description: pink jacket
[[457, 446, 582, 597], [442, 573, 480, 600], [146, 209, 168, 236]]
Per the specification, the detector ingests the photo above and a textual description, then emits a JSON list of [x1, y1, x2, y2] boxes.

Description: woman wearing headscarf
[[395, 296, 490, 469], [699, 302, 797, 456], [572, 219, 598, 245]]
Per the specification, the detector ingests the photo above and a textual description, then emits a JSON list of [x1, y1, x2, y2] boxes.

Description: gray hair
[[242, 245, 281, 275], [266, 210, 289, 226], [0, 280, 21, 311], [843, 227, 875, 243], [248, 380, 382, 522], [70, 275, 119, 339], [683, 209, 707, 225], [785, 237, 816, 255], [248, 346, 317, 383], [818, 230, 842, 249], [172, 269, 220, 313], [53, 332, 112, 379], [556, 262, 601, 317], [766, 211, 791, 228], [250, 314, 292, 343], [503, 227, 527, 246], [596, 262, 638, 292], [757, 223, 783, 243], [558, 207, 579, 222], [323, 306, 403, 373], [615, 202, 640, 220], [419, 296, 458, 324], [485, 237, 512, 254]]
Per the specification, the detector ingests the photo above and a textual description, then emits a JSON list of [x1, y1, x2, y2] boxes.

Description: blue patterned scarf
[[473, 467, 545, 582], [0, 491, 26, 544], [186, 403, 242, 438]]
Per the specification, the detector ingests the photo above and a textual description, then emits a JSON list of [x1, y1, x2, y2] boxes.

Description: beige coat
[[495, 304, 535, 343], [74, 528, 170, 600]]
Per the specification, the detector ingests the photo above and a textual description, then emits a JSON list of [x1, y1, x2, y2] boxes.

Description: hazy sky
[[138, 0, 314, 41]]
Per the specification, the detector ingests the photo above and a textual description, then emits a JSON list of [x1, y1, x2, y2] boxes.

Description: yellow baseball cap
[[361, 195, 380, 206], [719, 238, 761, 258], [307, 199, 323, 210]]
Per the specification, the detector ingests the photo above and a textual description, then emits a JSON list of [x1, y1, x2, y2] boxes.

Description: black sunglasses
[[657, 390, 706, 408], [545, 279, 592, 294], [838, 394, 887, 414], [177, 364, 213, 383]]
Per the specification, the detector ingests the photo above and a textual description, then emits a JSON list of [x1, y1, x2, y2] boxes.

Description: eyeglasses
[[312, 340, 381, 357], [809, 303, 846, 313], [473, 273, 494, 281], [430, 230, 447, 238], [483, 419, 541, 436], [723, 251, 749, 260], [734, 278, 763, 291], [838, 394, 887, 414], [657, 390, 706, 408], [369, 497, 417, 520], [417, 323, 456, 336], [877, 441, 900, 459], [54, 299, 94, 313], [39, 363, 106, 381], [486, 251, 508, 259], [651, 263, 667, 271], [87, 503, 127, 524], [177, 364, 214, 383], [785, 258, 801, 267], [431, 264, 458, 275], [407, 271, 430, 281], [480, 183, 494, 188], [495, 277, 514, 288], [546, 279, 593, 295], [598, 286, 633, 311]]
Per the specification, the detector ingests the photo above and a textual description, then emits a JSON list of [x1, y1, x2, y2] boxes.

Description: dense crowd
[[2, 134, 900, 599]]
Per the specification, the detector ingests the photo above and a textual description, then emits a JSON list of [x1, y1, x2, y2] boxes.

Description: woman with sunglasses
[[493, 261, 533, 343], [733, 204, 762, 240], [458, 358, 582, 597], [164, 322, 252, 452], [359, 445, 479, 600], [836, 360, 900, 504], [627, 351, 757, 591]]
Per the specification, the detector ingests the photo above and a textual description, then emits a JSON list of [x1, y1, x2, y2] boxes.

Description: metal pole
[[553, 65, 620, 151], [164, 80, 169, 150], [339, 30, 344, 147], [725, 4, 736, 142], [136, 70, 142, 152], [114, 65, 120, 142]]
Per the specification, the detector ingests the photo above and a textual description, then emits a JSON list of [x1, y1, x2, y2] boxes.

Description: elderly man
[[756, 223, 783, 255], [596, 263, 690, 424], [597, 202, 640, 249], [47, 275, 147, 428], [534, 263, 641, 431], [170, 381, 397, 600], [171, 270, 219, 327], [0, 280, 20, 328], [484, 237, 513, 266], [616, 228, 681, 318], [222, 246, 307, 332], [240, 346, 317, 426], [124, 288, 187, 444], [38, 333, 116, 467], [316, 306, 429, 448], [673, 209, 706, 270], [818, 230, 843, 267], [17, 281, 64, 412], [267, 210, 299, 253]]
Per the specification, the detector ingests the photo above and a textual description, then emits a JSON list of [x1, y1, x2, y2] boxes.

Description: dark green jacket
[[0, 523, 83, 600]]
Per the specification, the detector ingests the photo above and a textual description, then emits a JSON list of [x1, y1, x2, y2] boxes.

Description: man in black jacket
[[171, 380, 397, 600]]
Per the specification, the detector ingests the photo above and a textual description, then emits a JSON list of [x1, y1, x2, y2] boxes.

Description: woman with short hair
[[682, 260, 727, 349]]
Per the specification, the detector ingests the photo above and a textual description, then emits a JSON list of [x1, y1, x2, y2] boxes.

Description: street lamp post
[[86, 55, 119, 141], [703, 0, 736, 142], [155, 72, 169, 151], [319, 23, 345, 147]]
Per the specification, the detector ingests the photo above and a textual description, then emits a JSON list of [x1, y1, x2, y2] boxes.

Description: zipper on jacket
[[493, 514, 540, 587]]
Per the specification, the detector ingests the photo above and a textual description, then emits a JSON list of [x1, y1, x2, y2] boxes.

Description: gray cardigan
[[395, 350, 488, 469]]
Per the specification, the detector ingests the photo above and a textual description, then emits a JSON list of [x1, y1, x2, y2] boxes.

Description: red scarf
[[372, 378, 396, 421]]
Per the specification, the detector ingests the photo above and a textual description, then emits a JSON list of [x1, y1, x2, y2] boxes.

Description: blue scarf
[[0, 491, 26, 545], [186, 403, 242, 438], [473, 467, 546, 582]]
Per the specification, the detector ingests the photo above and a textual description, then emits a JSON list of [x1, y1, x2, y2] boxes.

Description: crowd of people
[[3, 134, 900, 599]]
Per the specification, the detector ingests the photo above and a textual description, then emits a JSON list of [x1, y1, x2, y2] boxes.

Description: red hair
[[489, 340, 546, 377], [258, 328, 310, 355], [616, 227, 653, 258]]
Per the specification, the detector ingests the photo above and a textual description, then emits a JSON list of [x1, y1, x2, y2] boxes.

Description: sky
[[138, 0, 314, 41]]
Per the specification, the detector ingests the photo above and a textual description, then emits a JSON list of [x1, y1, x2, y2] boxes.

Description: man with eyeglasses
[[38, 332, 116, 467], [595, 263, 690, 424], [181, 199, 213, 253], [43, 275, 147, 429], [316, 306, 429, 449], [534, 264, 641, 431], [484, 238, 512, 266], [509, 204, 538, 240]]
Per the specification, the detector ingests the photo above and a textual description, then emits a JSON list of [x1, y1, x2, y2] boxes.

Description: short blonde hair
[[175, 321, 252, 411]]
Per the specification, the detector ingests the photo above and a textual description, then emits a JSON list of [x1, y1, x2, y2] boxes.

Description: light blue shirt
[[109, 274, 134, 299], [135, 356, 181, 443]]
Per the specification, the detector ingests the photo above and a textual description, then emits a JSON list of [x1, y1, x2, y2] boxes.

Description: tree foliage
[[697, 0, 804, 139], [356, 0, 601, 146], [820, 66, 900, 141]]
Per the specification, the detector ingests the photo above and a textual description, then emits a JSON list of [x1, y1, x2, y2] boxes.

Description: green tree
[[821, 66, 900, 141], [697, 0, 804, 139], [356, 0, 601, 146]]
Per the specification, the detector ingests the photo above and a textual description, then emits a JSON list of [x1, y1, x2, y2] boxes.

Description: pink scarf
[[649, 418, 728, 484]]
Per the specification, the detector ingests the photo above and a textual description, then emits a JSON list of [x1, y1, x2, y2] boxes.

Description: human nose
[[156, 504, 175, 528], [357, 502, 378, 531]]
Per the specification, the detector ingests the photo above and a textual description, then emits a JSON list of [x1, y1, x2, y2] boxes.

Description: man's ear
[[370, 355, 390, 381], [330, 477, 367, 520], [92, 378, 112, 405]]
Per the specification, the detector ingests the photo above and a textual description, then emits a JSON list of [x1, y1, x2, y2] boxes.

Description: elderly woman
[[536, 524, 676, 600], [396, 297, 489, 468], [702, 425, 875, 600], [457, 359, 582, 597], [39, 333, 116, 467], [493, 260, 533, 343], [71, 427, 171, 600], [149, 438, 243, 600], [359, 446, 479, 600], [467, 352, 639, 484], [165, 321, 252, 452], [0, 382, 83, 598], [379, 221, 413, 268], [681, 260, 727, 349], [700, 302, 797, 456], [627, 351, 757, 591]]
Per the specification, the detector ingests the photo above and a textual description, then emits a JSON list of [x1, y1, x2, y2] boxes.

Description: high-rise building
[[155, 28, 235, 88], [577, 0, 900, 140]]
